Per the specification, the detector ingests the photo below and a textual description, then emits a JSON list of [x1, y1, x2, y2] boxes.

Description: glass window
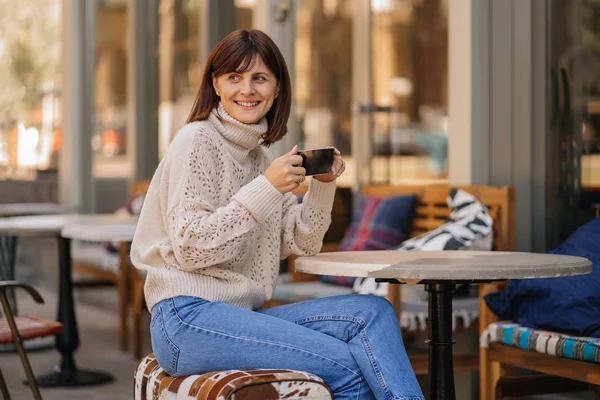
[[371, 0, 448, 184], [546, 0, 600, 248], [92, 0, 129, 161], [158, 0, 201, 157], [295, 0, 353, 153], [0, 0, 62, 178], [295, 0, 448, 187]]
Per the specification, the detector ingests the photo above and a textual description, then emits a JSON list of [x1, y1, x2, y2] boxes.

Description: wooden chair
[[479, 282, 600, 399], [71, 180, 149, 353], [0, 281, 63, 400], [279, 184, 516, 376], [130, 262, 146, 359]]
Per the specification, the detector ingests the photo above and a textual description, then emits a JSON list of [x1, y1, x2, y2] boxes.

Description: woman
[[131, 29, 423, 400]]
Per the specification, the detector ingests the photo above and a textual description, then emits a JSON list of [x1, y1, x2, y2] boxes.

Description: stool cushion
[[134, 354, 334, 400]]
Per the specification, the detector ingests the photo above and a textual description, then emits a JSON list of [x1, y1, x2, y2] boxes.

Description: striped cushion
[[134, 354, 334, 400], [481, 322, 600, 364]]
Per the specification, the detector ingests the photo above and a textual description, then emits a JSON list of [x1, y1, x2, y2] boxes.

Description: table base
[[378, 279, 461, 400], [34, 369, 114, 387], [425, 282, 456, 400]]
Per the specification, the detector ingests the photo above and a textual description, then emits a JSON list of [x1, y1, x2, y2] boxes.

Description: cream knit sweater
[[131, 104, 336, 312]]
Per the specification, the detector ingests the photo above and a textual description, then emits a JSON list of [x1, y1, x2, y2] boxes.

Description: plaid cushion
[[320, 195, 416, 286], [481, 322, 600, 364], [353, 188, 493, 300], [134, 354, 334, 400]]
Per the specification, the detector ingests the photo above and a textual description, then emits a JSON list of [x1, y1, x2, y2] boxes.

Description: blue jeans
[[150, 294, 424, 400]]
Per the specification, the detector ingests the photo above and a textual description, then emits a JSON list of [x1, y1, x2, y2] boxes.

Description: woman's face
[[213, 56, 279, 124]]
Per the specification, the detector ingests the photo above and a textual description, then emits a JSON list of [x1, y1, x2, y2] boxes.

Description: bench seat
[[481, 321, 600, 364]]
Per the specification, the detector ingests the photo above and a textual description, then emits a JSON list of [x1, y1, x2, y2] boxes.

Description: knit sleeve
[[279, 179, 336, 259], [168, 138, 283, 272]]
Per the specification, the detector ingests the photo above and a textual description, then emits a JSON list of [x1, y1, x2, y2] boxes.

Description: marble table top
[[295, 250, 592, 282], [0, 203, 70, 217], [0, 214, 136, 237], [61, 220, 138, 242]]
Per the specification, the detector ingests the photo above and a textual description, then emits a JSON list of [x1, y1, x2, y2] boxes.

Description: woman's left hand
[[313, 147, 346, 183]]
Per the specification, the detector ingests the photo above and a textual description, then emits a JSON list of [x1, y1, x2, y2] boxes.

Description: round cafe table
[[295, 250, 592, 400], [0, 203, 70, 315], [0, 214, 135, 387], [0, 203, 68, 218]]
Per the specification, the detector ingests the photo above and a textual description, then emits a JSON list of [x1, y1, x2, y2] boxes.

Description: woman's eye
[[228, 75, 240, 81], [254, 76, 266, 81]]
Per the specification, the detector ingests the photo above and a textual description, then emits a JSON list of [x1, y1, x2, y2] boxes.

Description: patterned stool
[[134, 354, 334, 400]]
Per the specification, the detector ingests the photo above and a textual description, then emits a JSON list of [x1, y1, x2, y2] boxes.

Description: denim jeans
[[150, 294, 424, 400]]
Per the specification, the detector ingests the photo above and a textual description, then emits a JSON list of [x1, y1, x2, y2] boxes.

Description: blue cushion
[[320, 194, 416, 286], [484, 218, 600, 338]]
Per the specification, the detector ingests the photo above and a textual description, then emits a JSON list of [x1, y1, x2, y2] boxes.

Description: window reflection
[[295, 0, 448, 186], [92, 0, 128, 159], [158, 0, 201, 157], [0, 0, 61, 177], [295, 0, 353, 153], [371, 0, 448, 184]]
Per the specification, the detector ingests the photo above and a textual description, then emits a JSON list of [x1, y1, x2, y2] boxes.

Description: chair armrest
[[320, 242, 340, 252], [287, 242, 341, 283], [477, 281, 508, 335], [0, 280, 44, 304]]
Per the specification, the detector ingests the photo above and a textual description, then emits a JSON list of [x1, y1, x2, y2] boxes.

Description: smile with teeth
[[235, 101, 260, 107]]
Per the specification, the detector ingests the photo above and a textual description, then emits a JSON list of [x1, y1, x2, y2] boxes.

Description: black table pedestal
[[425, 282, 456, 400], [34, 237, 113, 387]]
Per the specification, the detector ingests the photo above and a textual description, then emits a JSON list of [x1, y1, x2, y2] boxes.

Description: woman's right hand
[[264, 145, 306, 194]]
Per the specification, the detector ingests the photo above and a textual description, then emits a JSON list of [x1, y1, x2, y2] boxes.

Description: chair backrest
[[360, 185, 516, 251], [129, 180, 151, 199]]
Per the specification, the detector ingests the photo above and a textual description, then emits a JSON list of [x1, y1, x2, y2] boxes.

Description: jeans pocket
[[150, 305, 180, 376]]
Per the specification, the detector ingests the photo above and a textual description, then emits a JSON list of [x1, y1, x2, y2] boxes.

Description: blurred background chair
[[0, 280, 63, 400], [70, 180, 149, 353]]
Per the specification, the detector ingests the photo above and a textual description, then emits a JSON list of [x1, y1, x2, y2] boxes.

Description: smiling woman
[[186, 29, 291, 146], [212, 57, 279, 125], [131, 28, 421, 400]]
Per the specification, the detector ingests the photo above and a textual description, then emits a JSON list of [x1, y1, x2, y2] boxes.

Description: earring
[[215, 90, 220, 96]]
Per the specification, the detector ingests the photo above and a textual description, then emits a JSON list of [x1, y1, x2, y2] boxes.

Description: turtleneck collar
[[208, 102, 268, 151]]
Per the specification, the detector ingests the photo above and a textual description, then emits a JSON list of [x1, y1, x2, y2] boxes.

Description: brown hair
[[186, 29, 291, 146]]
